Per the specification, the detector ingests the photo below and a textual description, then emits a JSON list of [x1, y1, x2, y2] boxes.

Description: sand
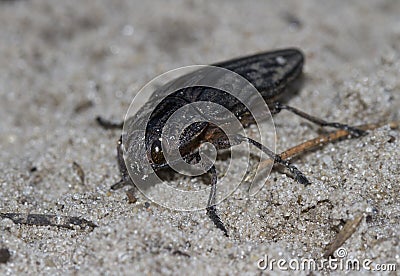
[[1, 0, 399, 275]]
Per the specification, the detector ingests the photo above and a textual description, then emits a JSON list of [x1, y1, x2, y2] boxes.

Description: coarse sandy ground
[[0, 0, 399, 275]]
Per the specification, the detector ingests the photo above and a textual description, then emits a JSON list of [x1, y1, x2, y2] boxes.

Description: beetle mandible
[[98, 48, 365, 236]]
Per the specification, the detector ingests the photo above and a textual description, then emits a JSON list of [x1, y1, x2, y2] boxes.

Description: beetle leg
[[271, 102, 366, 137], [206, 165, 229, 237], [96, 116, 123, 129], [232, 135, 311, 185], [111, 136, 135, 190], [96, 117, 132, 190], [187, 152, 228, 236]]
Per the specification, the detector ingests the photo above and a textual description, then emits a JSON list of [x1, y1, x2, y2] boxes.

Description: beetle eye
[[150, 140, 164, 164]]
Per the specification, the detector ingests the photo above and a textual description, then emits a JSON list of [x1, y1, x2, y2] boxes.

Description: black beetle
[[98, 48, 364, 236]]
